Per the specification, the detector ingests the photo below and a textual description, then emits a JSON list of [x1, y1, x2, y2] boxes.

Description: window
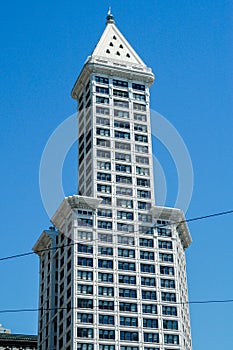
[[97, 172, 111, 181], [95, 76, 109, 84], [157, 227, 172, 237], [139, 238, 154, 247], [116, 187, 133, 197], [115, 130, 130, 140], [133, 93, 146, 101], [78, 244, 93, 254], [121, 347, 138, 350], [161, 292, 176, 302], [134, 113, 147, 122], [113, 79, 128, 88], [98, 259, 113, 269], [116, 164, 132, 173], [159, 253, 174, 263], [136, 166, 150, 176], [96, 117, 110, 126], [137, 178, 150, 187], [144, 333, 159, 343], [99, 196, 112, 205], [78, 218, 93, 227], [97, 184, 111, 194], [118, 261, 136, 271], [133, 102, 146, 111], [138, 202, 151, 210], [98, 286, 114, 297], [134, 124, 147, 132], [117, 198, 133, 209], [160, 266, 175, 276], [119, 275, 136, 285], [98, 209, 112, 218], [78, 344, 94, 350], [118, 248, 135, 258], [77, 328, 93, 338], [117, 222, 134, 233], [114, 120, 130, 129], [139, 226, 154, 235], [164, 334, 179, 345], [96, 86, 109, 94], [135, 135, 148, 144], [99, 330, 115, 340], [141, 276, 156, 286], [140, 251, 154, 260], [161, 279, 175, 289], [143, 319, 158, 328], [119, 302, 137, 312], [96, 106, 109, 115], [98, 221, 112, 230], [118, 235, 135, 245], [98, 233, 113, 243], [137, 190, 151, 199], [114, 99, 129, 108], [163, 320, 178, 330], [142, 290, 157, 300], [117, 211, 134, 220], [116, 175, 132, 184], [78, 284, 93, 294], [136, 155, 149, 165], [120, 331, 138, 341], [132, 83, 145, 91], [78, 299, 93, 309], [98, 272, 113, 283], [99, 300, 114, 310], [113, 89, 129, 98], [78, 271, 93, 281], [77, 313, 93, 324], [141, 263, 155, 273], [158, 240, 173, 250], [115, 152, 131, 162], [114, 109, 129, 119], [98, 246, 113, 255], [120, 316, 138, 327], [97, 128, 110, 137], [97, 150, 110, 159], [100, 345, 115, 350], [115, 141, 131, 150], [142, 304, 157, 314], [135, 144, 148, 153], [162, 305, 177, 316], [119, 288, 137, 298], [78, 257, 93, 267], [96, 96, 109, 104], [97, 161, 111, 170], [97, 139, 110, 147], [99, 314, 115, 325]]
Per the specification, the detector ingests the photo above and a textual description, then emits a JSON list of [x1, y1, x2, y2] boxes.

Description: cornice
[[151, 206, 192, 249]]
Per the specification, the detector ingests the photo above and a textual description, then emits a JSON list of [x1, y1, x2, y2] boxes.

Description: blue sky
[[0, 0, 232, 348]]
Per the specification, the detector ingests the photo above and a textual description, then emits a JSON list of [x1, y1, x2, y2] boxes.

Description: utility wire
[[0, 209, 233, 263], [0, 299, 233, 314]]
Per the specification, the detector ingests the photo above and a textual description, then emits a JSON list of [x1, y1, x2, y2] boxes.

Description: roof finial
[[106, 7, 115, 25]]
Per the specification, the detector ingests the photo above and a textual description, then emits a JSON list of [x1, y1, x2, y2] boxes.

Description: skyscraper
[[33, 11, 192, 350]]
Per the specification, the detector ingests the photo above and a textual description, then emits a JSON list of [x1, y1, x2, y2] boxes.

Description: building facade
[[33, 12, 192, 350], [0, 333, 37, 350]]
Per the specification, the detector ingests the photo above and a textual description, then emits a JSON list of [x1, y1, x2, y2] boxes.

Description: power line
[[0, 209, 233, 263], [0, 299, 233, 314]]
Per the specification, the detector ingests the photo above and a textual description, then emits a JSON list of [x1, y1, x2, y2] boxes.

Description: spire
[[106, 7, 115, 25]]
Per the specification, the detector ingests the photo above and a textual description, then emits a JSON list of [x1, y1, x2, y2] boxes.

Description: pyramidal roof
[[90, 10, 146, 67]]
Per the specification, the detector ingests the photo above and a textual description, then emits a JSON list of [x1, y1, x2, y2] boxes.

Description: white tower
[[33, 11, 192, 350]]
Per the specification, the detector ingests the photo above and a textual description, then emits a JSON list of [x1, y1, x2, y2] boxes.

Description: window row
[[77, 298, 177, 316]]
